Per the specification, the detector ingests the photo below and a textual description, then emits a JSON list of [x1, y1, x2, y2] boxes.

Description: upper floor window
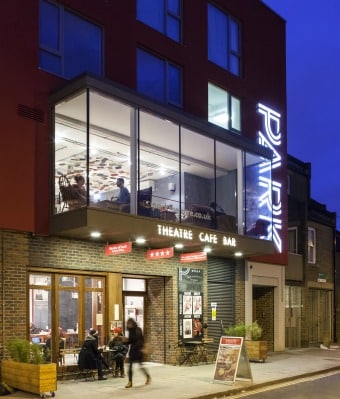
[[39, 0, 103, 79], [137, 48, 182, 107], [288, 227, 298, 254], [137, 0, 182, 42], [208, 83, 241, 131], [207, 3, 241, 76], [307, 227, 316, 263]]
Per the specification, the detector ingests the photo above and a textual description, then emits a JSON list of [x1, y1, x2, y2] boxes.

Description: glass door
[[124, 295, 145, 332]]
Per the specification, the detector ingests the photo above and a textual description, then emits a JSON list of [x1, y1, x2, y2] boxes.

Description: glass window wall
[[139, 110, 179, 220], [180, 127, 215, 229], [244, 152, 272, 239], [53, 86, 272, 241]]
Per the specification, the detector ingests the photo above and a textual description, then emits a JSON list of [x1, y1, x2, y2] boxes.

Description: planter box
[[1, 359, 57, 396], [245, 340, 268, 362]]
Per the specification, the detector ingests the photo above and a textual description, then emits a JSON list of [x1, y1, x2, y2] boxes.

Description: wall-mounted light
[[174, 243, 184, 249], [234, 251, 243, 257], [135, 237, 146, 244], [203, 246, 212, 253]]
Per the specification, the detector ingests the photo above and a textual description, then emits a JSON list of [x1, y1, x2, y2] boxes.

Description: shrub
[[225, 321, 263, 340], [6, 338, 45, 364]]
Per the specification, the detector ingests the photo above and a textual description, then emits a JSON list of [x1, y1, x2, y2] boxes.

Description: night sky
[[264, 0, 340, 229]]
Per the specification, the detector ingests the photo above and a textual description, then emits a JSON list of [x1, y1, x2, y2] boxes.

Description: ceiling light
[[90, 231, 101, 238]]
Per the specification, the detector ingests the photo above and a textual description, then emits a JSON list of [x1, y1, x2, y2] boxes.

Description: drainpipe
[[1, 232, 4, 357]]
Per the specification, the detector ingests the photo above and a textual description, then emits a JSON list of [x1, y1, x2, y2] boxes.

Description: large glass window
[[52, 85, 272, 240], [137, 0, 182, 42], [39, 0, 103, 79], [244, 153, 272, 240], [137, 48, 182, 107], [29, 273, 106, 364], [29, 274, 52, 340], [208, 83, 241, 132], [208, 3, 241, 76], [180, 128, 215, 229], [139, 110, 180, 219], [215, 142, 239, 233]]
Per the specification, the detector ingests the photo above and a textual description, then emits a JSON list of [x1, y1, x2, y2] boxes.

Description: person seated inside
[[112, 178, 130, 204], [72, 174, 87, 205], [109, 327, 128, 377], [78, 329, 107, 380], [110, 178, 130, 211]]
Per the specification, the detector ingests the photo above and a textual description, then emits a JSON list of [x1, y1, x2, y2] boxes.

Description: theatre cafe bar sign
[[156, 224, 237, 247]]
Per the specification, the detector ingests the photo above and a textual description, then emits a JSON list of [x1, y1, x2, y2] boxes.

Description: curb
[[189, 366, 340, 399]]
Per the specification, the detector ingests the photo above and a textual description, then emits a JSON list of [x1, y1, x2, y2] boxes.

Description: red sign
[[180, 252, 207, 263], [146, 247, 174, 260], [220, 337, 243, 346], [105, 242, 132, 255]]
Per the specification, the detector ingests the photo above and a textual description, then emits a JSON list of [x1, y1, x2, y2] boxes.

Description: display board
[[212, 336, 252, 384], [178, 267, 203, 341]]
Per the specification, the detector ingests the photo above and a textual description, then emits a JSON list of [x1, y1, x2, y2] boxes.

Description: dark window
[[39, 0, 103, 79], [137, 49, 182, 107], [137, 0, 182, 42], [208, 3, 241, 76]]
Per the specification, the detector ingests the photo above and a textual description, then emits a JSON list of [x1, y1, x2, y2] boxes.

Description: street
[[228, 371, 340, 399]]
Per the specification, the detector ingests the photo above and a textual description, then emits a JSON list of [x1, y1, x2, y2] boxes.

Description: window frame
[[137, 48, 182, 107], [137, 0, 182, 43], [39, 0, 103, 79], [208, 82, 241, 132], [307, 227, 316, 264], [207, 3, 241, 77], [288, 227, 298, 254]]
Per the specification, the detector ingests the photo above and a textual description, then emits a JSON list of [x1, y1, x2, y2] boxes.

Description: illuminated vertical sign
[[257, 103, 283, 253]]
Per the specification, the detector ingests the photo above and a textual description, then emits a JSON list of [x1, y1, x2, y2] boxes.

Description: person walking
[[124, 318, 151, 388]]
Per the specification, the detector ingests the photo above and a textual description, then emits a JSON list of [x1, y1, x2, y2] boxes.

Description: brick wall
[[0, 230, 210, 364]]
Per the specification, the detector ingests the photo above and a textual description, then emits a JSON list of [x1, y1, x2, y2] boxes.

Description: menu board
[[213, 336, 252, 384]]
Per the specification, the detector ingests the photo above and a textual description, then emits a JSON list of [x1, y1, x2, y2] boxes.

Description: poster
[[213, 336, 244, 384]]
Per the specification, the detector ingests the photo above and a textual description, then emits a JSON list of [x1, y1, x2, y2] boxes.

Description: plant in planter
[[225, 321, 267, 362], [1, 338, 56, 397]]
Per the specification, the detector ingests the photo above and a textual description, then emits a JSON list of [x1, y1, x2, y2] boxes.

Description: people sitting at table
[[109, 327, 128, 377], [78, 329, 107, 380], [72, 174, 87, 205]]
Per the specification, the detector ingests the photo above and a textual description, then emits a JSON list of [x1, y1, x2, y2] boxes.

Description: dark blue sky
[[264, 0, 340, 229]]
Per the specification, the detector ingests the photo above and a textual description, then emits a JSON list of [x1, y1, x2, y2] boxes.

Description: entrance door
[[309, 289, 332, 345], [124, 295, 145, 332]]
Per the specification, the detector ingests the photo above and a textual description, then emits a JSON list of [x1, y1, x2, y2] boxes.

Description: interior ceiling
[[55, 91, 239, 194]]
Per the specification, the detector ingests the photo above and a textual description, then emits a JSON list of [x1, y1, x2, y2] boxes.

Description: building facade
[[287, 155, 336, 348], [0, 0, 287, 371]]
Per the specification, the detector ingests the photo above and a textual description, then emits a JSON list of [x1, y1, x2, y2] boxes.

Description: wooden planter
[[245, 340, 268, 362], [1, 359, 57, 397]]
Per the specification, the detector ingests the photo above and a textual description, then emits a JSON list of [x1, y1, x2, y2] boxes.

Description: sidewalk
[[5, 347, 340, 399]]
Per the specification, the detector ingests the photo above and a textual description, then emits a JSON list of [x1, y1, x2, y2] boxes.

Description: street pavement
[[4, 346, 340, 399]]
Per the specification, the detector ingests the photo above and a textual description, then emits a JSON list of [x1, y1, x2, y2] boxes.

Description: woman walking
[[124, 318, 151, 388]]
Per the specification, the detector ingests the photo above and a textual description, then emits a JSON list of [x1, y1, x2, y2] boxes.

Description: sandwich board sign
[[212, 336, 252, 384]]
